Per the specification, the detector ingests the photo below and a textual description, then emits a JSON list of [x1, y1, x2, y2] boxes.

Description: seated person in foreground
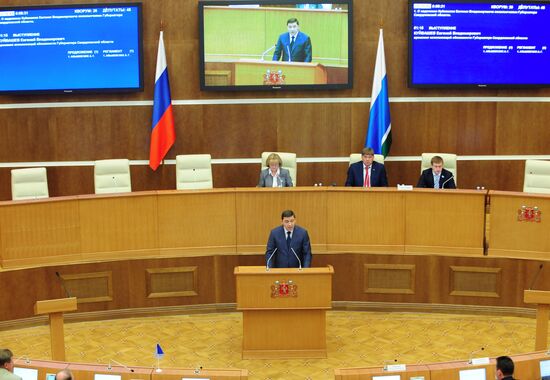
[[417, 155, 456, 189], [345, 147, 388, 187], [258, 153, 293, 187]]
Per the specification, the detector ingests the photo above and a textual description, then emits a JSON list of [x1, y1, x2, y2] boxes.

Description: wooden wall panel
[[0, 0, 549, 200]]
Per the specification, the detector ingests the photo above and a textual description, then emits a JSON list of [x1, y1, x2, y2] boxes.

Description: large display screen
[[409, 0, 550, 87], [199, 0, 353, 90], [0, 3, 143, 94]]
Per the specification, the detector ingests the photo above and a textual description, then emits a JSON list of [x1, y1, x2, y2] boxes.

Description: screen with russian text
[[409, 0, 550, 87], [0, 3, 143, 94]]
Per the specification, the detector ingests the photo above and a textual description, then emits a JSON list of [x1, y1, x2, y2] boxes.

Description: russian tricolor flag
[[365, 29, 392, 158], [149, 31, 175, 171]]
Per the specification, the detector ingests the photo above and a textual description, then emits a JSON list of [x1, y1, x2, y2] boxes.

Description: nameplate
[[385, 364, 407, 372], [397, 184, 413, 191], [470, 357, 490, 365], [411, 377, 425, 380]]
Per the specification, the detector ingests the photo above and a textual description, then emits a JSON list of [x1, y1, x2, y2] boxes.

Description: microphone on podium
[[266, 248, 277, 271], [290, 248, 302, 270], [261, 45, 276, 61]]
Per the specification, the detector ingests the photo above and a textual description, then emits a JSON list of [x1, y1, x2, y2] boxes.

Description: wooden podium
[[234, 265, 333, 359], [34, 297, 77, 361], [524, 290, 550, 350]]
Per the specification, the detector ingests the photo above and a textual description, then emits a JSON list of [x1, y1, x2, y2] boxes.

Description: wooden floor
[[0, 310, 541, 380]]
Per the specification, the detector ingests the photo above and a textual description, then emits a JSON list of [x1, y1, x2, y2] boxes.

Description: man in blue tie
[[265, 210, 312, 268], [272, 18, 312, 63], [417, 155, 456, 189]]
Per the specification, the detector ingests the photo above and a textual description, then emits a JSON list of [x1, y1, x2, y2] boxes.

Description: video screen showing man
[[272, 18, 312, 63]]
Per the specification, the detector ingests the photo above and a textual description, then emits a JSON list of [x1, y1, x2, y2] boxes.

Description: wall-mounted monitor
[[198, 0, 353, 91], [540, 359, 550, 379], [0, 3, 143, 94], [409, 0, 550, 87], [13, 367, 38, 380], [458, 367, 486, 380]]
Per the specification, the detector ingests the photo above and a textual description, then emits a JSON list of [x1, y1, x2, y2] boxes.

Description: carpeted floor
[[0, 311, 539, 379]]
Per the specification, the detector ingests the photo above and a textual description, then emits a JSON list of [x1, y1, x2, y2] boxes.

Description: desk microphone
[[383, 359, 397, 371], [529, 264, 544, 290], [13, 356, 31, 364], [55, 271, 71, 298], [468, 347, 485, 364], [291, 248, 302, 270], [107, 359, 135, 372], [441, 175, 454, 189], [266, 248, 277, 271]]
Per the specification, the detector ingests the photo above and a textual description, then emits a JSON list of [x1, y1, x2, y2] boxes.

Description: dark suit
[[345, 161, 388, 187], [272, 32, 312, 63], [265, 225, 312, 268], [416, 168, 456, 189]]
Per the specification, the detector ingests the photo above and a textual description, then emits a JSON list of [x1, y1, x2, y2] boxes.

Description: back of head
[[55, 369, 73, 380], [0, 349, 13, 367], [496, 355, 514, 376]]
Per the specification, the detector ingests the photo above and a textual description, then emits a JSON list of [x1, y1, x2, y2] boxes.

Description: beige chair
[[94, 159, 132, 194], [523, 160, 550, 194], [421, 153, 458, 185], [176, 154, 213, 190], [11, 167, 49, 200], [349, 153, 385, 166], [261, 152, 297, 185]]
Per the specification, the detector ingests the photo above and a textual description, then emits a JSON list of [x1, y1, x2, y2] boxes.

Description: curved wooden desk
[[0, 188, 548, 326], [335, 350, 550, 379], [13, 359, 247, 380]]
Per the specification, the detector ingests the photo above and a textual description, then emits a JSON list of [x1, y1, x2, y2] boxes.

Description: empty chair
[[421, 153, 458, 185], [11, 167, 49, 200], [176, 154, 213, 190], [523, 159, 550, 194], [94, 159, 132, 194], [261, 152, 297, 185], [349, 153, 385, 166]]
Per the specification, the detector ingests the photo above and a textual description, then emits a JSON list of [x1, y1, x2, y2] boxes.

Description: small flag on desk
[[365, 28, 392, 158], [155, 343, 164, 358], [149, 30, 176, 171]]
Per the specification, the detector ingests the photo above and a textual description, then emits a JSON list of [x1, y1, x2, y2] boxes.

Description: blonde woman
[[258, 153, 293, 187]]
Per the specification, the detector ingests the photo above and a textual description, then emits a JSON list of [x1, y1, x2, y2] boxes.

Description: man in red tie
[[345, 147, 388, 187]]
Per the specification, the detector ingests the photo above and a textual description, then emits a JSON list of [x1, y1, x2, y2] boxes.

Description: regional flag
[[365, 29, 392, 157], [149, 31, 175, 170]]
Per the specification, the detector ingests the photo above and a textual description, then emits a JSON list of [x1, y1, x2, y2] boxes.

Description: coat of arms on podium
[[263, 69, 286, 86], [271, 280, 298, 298], [517, 205, 542, 222]]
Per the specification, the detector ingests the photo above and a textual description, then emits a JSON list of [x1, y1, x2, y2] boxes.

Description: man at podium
[[272, 18, 312, 63], [265, 210, 312, 268]]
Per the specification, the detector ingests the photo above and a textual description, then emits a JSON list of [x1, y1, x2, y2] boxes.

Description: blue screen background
[[410, 1, 550, 86], [0, 4, 141, 92]]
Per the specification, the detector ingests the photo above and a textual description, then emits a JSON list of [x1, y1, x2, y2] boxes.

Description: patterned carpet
[[0, 311, 538, 380]]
